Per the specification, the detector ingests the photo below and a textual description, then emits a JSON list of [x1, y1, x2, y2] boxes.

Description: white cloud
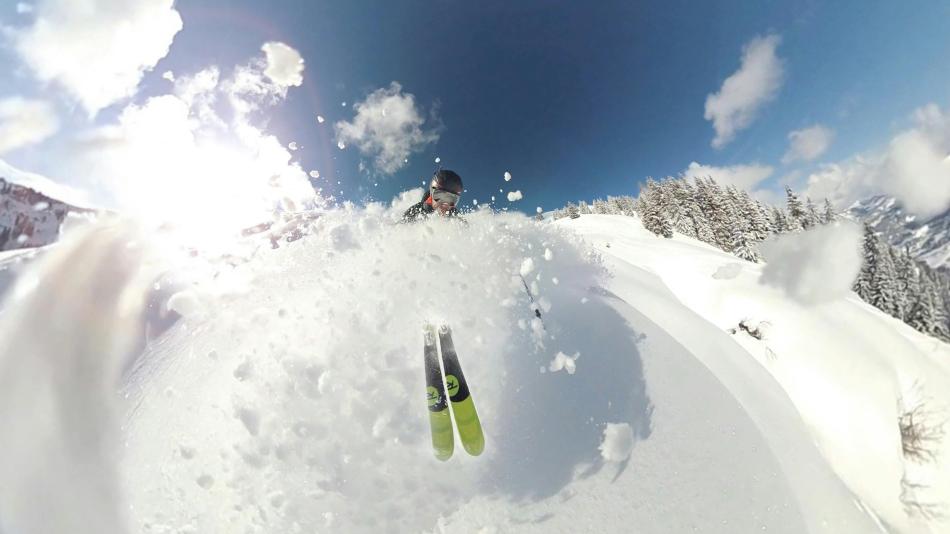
[[805, 103, 950, 217], [334, 82, 441, 175], [705, 34, 785, 149], [261, 42, 304, 88], [12, 0, 183, 116], [759, 221, 863, 305], [681, 161, 774, 191], [64, 46, 314, 249], [782, 124, 834, 164], [0, 97, 59, 154]]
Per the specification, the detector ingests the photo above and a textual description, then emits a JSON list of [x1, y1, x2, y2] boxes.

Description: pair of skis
[[423, 323, 484, 460]]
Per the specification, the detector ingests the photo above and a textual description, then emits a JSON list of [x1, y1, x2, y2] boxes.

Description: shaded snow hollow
[[0, 205, 947, 533]]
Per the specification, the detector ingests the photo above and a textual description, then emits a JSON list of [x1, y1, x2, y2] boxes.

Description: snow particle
[[317, 115, 325, 123], [179, 444, 196, 459], [233, 360, 253, 381], [504, 171, 512, 181], [435, 156, 441, 163], [519, 258, 535, 277], [234, 407, 261, 436], [552, 277, 559, 285], [599, 423, 635, 462], [548, 351, 579, 374], [507, 190, 523, 202], [288, 141, 299, 151], [536, 206, 543, 214], [167, 290, 204, 317], [337, 140, 346, 150], [544, 248, 553, 261], [712, 263, 742, 280], [309, 170, 321, 179]]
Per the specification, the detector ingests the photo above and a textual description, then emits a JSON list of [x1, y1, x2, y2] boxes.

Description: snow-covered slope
[[1, 205, 947, 533], [848, 195, 950, 270]]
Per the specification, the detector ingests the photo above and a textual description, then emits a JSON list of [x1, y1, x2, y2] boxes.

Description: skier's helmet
[[430, 170, 463, 195]]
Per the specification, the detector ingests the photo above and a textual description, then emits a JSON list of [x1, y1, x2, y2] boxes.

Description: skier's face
[[431, 187, 460, 215]]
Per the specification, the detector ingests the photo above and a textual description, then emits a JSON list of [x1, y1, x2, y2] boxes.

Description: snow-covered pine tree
[[709, 183, 741, 251], [785, 186, 806, 231], [854, 224, 877, 302], [731, 220, 760, 262], [821, 198, 837, 224], [893, 248, 920, 322], [566, 202, 581, 219], [642, 201, 674, 238], [770, 206, 789, 234], [870, 235, 901, 318], [908, 274, 938, 336], [578, 200, 592, 215], [592, 199, 609, 214], [667, 179, 696, 237], [739, 190, 770, 242], [609, 195, 636, 217], [804, 198, 821, 229]]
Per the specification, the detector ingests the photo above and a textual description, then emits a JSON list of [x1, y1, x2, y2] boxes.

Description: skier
[[403, 169, 464, 222]]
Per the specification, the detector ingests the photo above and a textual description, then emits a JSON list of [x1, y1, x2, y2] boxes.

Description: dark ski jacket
[[402, 193, 463, 223]]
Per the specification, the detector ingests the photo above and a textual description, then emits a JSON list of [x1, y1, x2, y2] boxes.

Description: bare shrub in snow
[[900, 475, 946, 520], [727, 318, 770, 340], [898, 384, 946, 464]]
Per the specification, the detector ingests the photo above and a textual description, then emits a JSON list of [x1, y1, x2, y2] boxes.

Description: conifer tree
[[822, 198, 837, 224], [785, 186, 806, 231]]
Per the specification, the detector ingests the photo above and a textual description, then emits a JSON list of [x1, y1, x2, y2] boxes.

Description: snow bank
[[566, 214, 950, 533], [119, 204, 657, 533]]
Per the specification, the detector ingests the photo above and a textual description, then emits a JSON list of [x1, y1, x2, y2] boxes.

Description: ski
[[437, 324, 485, 456], [424, 323, 454, 461]]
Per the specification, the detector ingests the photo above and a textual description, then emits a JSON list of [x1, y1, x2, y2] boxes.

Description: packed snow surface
[[2, 205, 949, 533]]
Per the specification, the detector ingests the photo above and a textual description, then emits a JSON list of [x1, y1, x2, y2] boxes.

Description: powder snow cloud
[[64, 43, 314, 246], [782, 125, 834, 164], [0, 97, 59, 154], [704, 34, 785, 149], [11, 0, 183, 116], [334, 82, 441, 175], [759, 221, 863, 305], [805, 103, 950, 218]]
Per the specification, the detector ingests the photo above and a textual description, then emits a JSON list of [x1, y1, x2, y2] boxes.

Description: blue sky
[[1, 0, 949, 216]]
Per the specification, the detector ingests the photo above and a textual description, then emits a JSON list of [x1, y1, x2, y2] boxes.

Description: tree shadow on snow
[[484, 286, 653, 500]]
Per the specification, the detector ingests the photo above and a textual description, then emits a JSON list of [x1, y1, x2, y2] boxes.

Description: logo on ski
[[445, 374, 460, 397], [426, 386, 441, 407]]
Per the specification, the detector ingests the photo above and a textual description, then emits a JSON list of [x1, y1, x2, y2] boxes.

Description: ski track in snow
[[1, 207, 948, 533]]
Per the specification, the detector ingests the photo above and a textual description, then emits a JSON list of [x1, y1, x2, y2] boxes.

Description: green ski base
[[424, 323, 454, 461]]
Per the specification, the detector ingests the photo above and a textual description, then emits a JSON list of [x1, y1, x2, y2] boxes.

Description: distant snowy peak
[[0, 177, 91, 252], [847, 195, 950, 270]]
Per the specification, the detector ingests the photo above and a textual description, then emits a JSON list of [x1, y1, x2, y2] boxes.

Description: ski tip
[[462, 440, 484, 457], [438, 323, 451, 335], [434, 449, 453, 462]]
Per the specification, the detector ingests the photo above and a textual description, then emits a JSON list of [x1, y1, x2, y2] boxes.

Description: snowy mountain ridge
[[0, 176, 91, 252], [847, 195, 950, 270]]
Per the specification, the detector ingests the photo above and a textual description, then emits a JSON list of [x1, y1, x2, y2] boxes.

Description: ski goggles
[[431, 187, 461, 207]]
